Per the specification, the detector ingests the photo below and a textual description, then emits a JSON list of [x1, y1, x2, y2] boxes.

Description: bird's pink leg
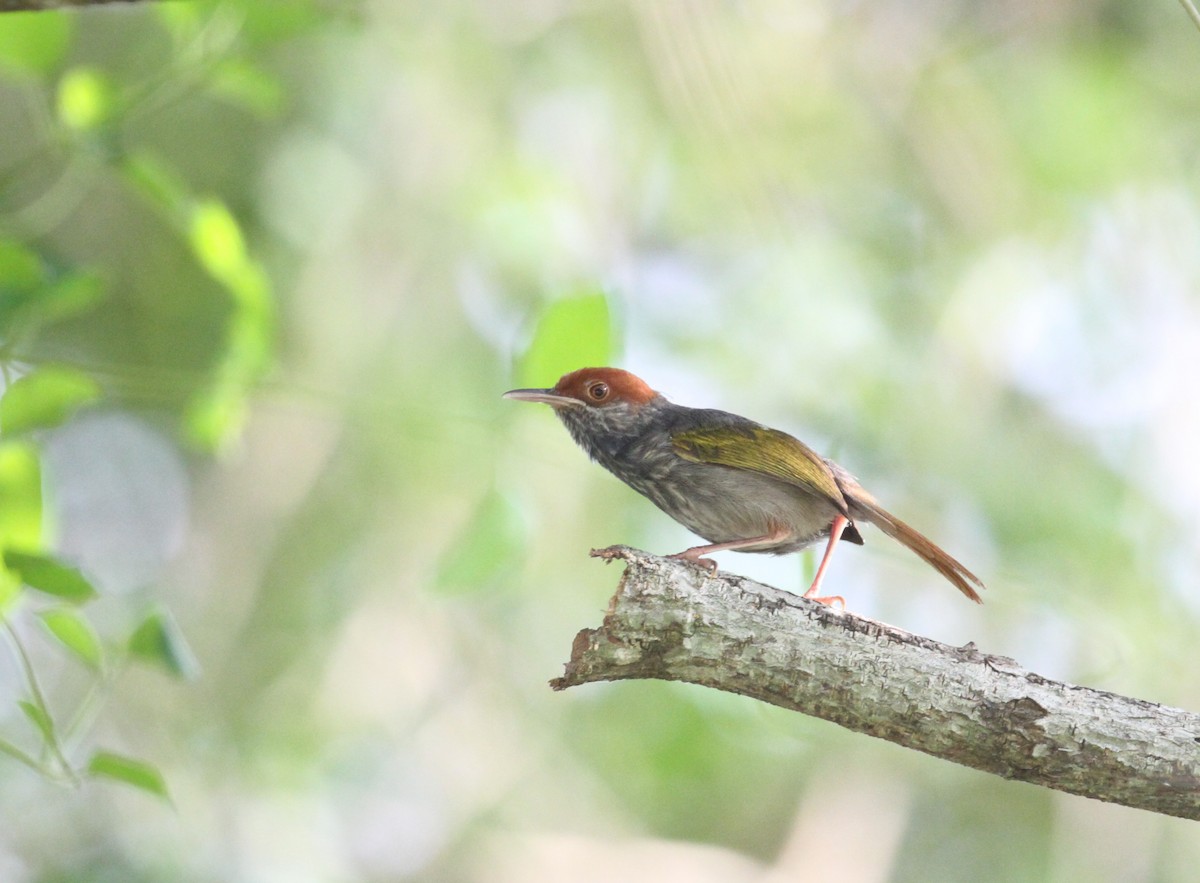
[[803, 514, 848, 606], [669, 526, 793, 574]]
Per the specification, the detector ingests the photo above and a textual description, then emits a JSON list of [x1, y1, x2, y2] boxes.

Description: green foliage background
[[1, 1, 1200, 880]]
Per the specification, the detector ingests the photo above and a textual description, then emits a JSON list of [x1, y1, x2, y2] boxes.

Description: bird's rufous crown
[[552, 367, 658, 406]]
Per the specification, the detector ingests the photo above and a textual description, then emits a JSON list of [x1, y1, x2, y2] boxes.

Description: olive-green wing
[[671, 425, 850, 516]]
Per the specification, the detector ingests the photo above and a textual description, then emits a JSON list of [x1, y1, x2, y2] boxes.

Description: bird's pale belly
[[622, 460, 842, 554]]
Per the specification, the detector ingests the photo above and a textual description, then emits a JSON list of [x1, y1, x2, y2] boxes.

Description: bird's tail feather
[[852, 496, 984, 604]]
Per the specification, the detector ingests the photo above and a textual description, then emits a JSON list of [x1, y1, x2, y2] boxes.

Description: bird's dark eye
[[588, 382, 609, 401]]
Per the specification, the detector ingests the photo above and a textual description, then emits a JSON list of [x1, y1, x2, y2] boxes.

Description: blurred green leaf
[[0, 241, 43, 334], [0, 12, 71, 77], [189, 199, 247, 284], [0, 366, 100, 437], [0, 241, 43, 292], [87, 751, 169, 801], [0, 442, 41, 551], [0, 246, 104, 341], [57, 67, 115, 132], [118, 167, 275, 453], [185, 379, 248, 452], [186, 293, 273, 450], [518, 292, 614, 387], [154, 2, 203, 44], [35, 271, 106, 324], [39, 608, 103, 670], [17, 700, 54, 744], [210, 59, 284, 117], [239, 0, 324, 43], [0, 260, 104, 339], [184, 199, 274, 451], [5, 551, 97, 603], [436, 489, 526, 593], [0, 442, 39, 610], [128, 609, 199, 680]]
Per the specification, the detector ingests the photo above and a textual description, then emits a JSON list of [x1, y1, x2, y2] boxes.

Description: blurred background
[[1, 0, 1199, 879]]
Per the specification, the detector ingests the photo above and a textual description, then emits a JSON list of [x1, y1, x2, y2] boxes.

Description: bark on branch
[[553, 546, 1200, 821]]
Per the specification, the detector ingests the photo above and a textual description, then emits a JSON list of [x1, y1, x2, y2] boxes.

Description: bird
[[504, 367, 984, 605]]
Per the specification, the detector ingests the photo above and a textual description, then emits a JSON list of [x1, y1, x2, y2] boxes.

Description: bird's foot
[[803, 565, 845, 607], [667, 551, 719, 575]]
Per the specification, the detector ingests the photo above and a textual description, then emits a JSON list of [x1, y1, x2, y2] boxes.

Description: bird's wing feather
[[671, 425, 850, 516]]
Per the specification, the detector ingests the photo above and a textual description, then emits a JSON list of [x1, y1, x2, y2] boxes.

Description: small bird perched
[[504, 367, 984, 605]]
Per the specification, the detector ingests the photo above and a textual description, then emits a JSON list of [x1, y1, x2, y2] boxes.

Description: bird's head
[[503, 367, 663, 439]]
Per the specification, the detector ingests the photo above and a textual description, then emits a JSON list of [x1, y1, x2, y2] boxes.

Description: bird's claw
[[804, 594, 846, 609], [667, 552, 719, 575]]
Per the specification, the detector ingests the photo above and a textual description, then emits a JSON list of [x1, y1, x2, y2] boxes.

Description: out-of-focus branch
[[1, 0, 153, 11], [553, 546, 1200, 821]]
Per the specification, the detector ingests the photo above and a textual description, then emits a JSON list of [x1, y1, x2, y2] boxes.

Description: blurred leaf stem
[[1182, 0, 1200, 32], [2, 622, 79, 786]]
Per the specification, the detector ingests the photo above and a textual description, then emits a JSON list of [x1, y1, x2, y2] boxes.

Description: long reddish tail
[[850, 495, 985, 604]]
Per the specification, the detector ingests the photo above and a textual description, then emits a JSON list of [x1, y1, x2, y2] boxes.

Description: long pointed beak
[[502, 388, 580, 407]]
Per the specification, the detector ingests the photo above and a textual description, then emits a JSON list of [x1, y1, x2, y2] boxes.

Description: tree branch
[[0, 0, 154, 12], [553, 546, 1200, 821]]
